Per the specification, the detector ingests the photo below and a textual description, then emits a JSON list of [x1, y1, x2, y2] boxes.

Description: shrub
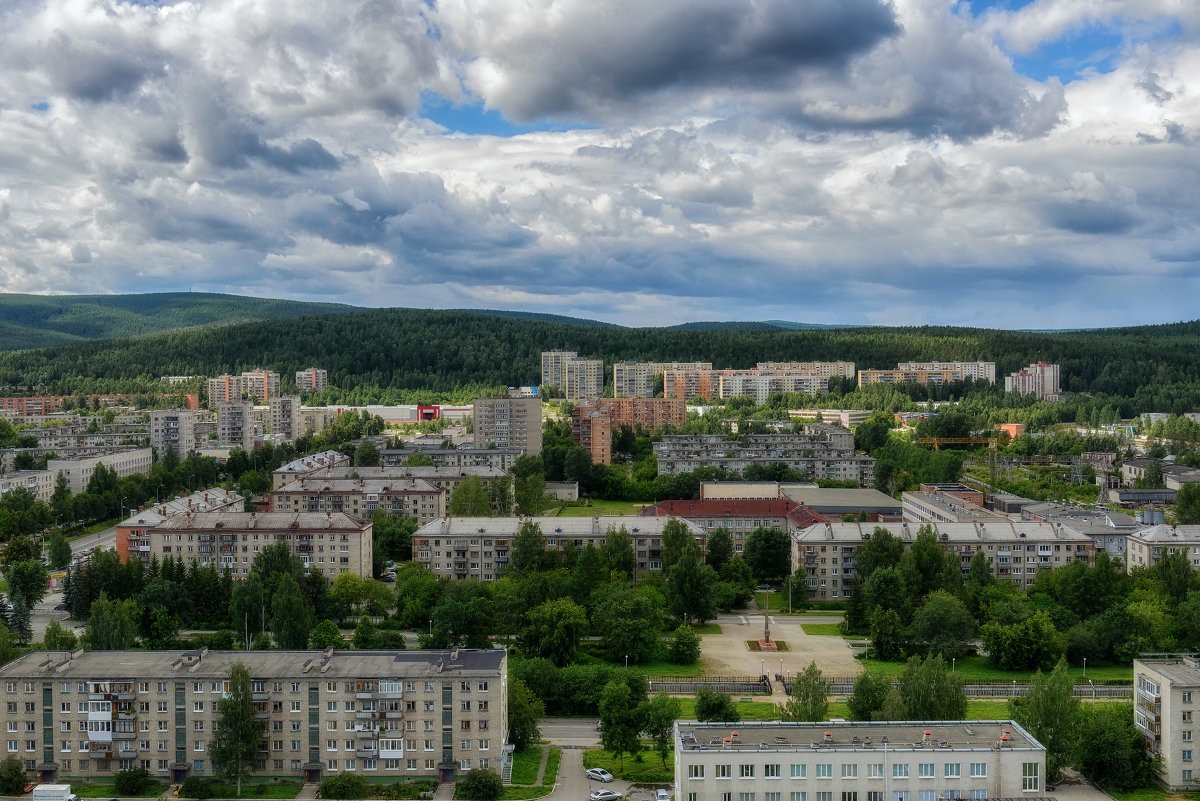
[[320, 771, 371, 800], [180, 777, 216, 799], [0, 757, 28, 795], [456, 768, 503, 801], [116, 766, 154, 795]]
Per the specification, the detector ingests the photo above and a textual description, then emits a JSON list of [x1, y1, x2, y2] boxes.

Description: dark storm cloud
[[34, 30, 166, 102], [1044, 201, 1139, 235]]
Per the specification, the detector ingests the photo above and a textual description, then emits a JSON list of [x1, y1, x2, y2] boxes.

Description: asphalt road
[[542, 718, 674, 801]]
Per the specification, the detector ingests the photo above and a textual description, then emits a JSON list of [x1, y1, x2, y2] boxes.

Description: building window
[[842, 765, 858, 780], [1185, 770, 1194, 782], [738, 794, 755, 801], [969, 763, 986, 778], [867, 764, 884, 779], [689, 766, 705, 779], [944, 764, 960, 779], [893, 764, 909, 779], [1021, 763, 1039, 792], [765, 764, 781, 778], [791, 794, 806, 801], [740, 764, 756, 779], [891, 794, 908, 801], [816, 764, 832, 779], [1186, 732, 1194, 742], [1185, 692, 1193, 704], [918, 764, 935, 779], [766, 794, 780, 801], [919, 793, 935, 801], [1185, 750, 1194, 762], [790, 764, 807, 779]]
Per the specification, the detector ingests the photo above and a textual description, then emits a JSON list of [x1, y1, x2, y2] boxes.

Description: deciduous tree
[[1009, 659, 1079, 781], [780, 661, 828, 722], [211, 662, 259, 796]]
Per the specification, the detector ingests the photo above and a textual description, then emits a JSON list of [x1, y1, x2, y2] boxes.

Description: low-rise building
[[272, 451, 351, 489], [135, 511, 373, 578], [1020, 502, 1136, 558], [272, 477, 444, 525], [115, 488, 244, 562], [46, 447, 154, 495], [640, 498, 826, 554], [653, 425, 874, 486], [413, 515, 703, 579], [1126, 525, 1200, 570], [293, 465, 506, 496], [380, 447, 522, 472], [674, 720, 1046, 801], [1134, 656, 1200, 790], [902, 492, 1009, 525], [792, 521, 1095, 600], [0, 469, 55, 502], [0, 647, 508, 785]]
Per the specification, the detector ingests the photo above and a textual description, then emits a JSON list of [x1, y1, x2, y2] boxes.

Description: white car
[[586, 768, 614, 783], [590, 791, 622, 801], [656, 791, 671, 801]]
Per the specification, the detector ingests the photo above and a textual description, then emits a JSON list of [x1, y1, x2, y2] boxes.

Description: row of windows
[[688, 791, 988, 801], [691, 763, 990, 780]]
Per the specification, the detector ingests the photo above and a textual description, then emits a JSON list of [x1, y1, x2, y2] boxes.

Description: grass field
[[501, 786, 553, 800], [754, 591, 804, 613], [800, 623, 844, 636], [692, 623, 722, 635], [583, 743, 674, 783], [511, 746, 544, 784], [857, 655, 1132, 683], [544, 747, 562, 785], [74, 783, 170, 798], [555, 499, 648, 516], [821, 698, 1122, 721], [676, 698, 780, 720]]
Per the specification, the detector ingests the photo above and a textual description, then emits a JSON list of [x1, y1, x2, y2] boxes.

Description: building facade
[[0, 469, 55, 503], [673, 720, 1046, 801], [150, 410, 197, 462], [653, 425, 875, 486], [380, 447, 522, 473], [46, 448, 154, 495], [1134, 656, 1200, 790], [662, 363, 855, 404], [412, 515, 704, 579], [540, 350, 605, 402], [571, 397, 687, 465], [858, 361, 996, 388], [613, 361, 713, 398], [296, 368, 329, 394], [1126, 525, 1200, 570], [0, 647, 508, 785], [1004, 362, 1061, 400], [640, 498, 826, 555], [791, 521, 1095, 600], [115, 488, 244, 562], [125, 511, 373, 578], [270, 396, 303, 442], [217, 401, 256, 451], [272, 477, 445, 526], [473, 396, 542, 455]]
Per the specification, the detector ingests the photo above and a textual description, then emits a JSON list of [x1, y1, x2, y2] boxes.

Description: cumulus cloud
[[0, 0, 1197, 328]]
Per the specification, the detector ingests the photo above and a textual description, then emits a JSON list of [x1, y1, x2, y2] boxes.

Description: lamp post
[[1089, 679, 1095, 701], [1082, 657, 1086, 677], [625, 655, 628, 669], [761, 659, 765, 681], [951, 658, 956, 674]]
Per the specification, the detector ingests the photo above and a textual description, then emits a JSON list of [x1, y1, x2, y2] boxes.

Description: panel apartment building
[[150, 410, 197, 462], [472, 396, 542, 455], [272, 477, 445, 526], [571, 397, 687, 464], [674, 720, 1047, 801], [121, 511, 373, 578], [613, 361, 712, 398], [653, 425, 875, 486], [217, 401, 256, 451], [47, 447, 154, 495], [296, 368, 329, 394], [206, 370, 281, 406], [413, 515, 704, 579], [115, 488, 244, 562], [1134, 656, 1200, 790], [269, 396, 303, 442], [858, 361, 996, 388], [1004, 362, 1061, 400], [540, 350, 604, 402], [791, 521, 1095, 601], [287, 465, 507, 496], [664, 363, 856, 404], [0, 647, 508, 785]]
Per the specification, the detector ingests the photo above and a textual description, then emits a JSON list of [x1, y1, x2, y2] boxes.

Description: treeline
[[1, 308, 1199, 412]]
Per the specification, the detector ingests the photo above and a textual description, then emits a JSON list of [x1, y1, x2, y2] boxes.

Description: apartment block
[[613, 361, 712, 398], [115, 488, 244, 562], [640, 498, 826, 556], [150, 410, 197, 462], [46, 448, 154, 495], [473, 397, 542, 455], [570, 397, 687, 465], [273, 451, 352, 490], [653, 425, 875, 486], [207, 371, 281, 406], [412, 515, 704, 579], [296, 368, 329, 394], [791, 521, 1095, 600], [858, 361, 996, 388], [291, 466, 506, 496], [540, 350, 604, 402], [272, 478, 445, 526], [674, 720, 1046, 801], [217, 401, 256, 451], [663, 363, 855, 404], [0, 469, 55, 503], [901, 492, 1009, 525], [1134, 657, 1200, 790], [270, 396, 303, 442], [1126, 525, 1200, 570], [1004, 362, 1061, 400], [380, 447, 522, 473], [126, 511, 372, 578], [0, 647, 507, 785], [241, 370, 281, 403]]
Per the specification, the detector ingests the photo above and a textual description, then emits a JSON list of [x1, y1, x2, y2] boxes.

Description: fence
[[777, 676, 1130, 699], [645, 675, 771, 695]]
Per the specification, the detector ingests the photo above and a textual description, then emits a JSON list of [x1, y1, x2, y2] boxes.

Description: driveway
[[542, 718, 672, 801]]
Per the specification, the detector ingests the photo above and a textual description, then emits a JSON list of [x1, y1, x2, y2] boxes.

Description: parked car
[[656, 791, 672, 801], [590, 791, 622, 801], [586, 768, 614, 783], [54, 603, 68, 611]]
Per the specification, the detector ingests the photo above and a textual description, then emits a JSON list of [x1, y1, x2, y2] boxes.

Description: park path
[[700, 613, 862, 686]]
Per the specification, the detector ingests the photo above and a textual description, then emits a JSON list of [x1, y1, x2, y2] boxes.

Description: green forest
[[1, 303, 1199, 413]]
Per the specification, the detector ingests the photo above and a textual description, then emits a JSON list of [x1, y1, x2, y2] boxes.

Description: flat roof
[[154, 511, 369, 531], [781, 487, 901, 511], [794, 521, 1094, 544], [0, 649, 505, 680], [1136, 658, 1200, 688], [676, 720, 1043, 753]]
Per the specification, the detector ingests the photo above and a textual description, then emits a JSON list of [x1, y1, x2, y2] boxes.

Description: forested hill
[[0, 292, 357, 350], [1, 306, 1199, 412]]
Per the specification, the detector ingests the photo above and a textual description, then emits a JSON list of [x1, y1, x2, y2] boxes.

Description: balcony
[[355, 710, 378, 720], [354, 727, 378, 739], [356, 746, 380, 758], [252, 691, 271, 702], [112, 729, 137, 741], [377, 710, 404, 720], [118, 746, 138, 759], [88, 748, 112, 760]]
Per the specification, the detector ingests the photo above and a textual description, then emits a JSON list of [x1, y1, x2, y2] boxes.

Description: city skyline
[[0, 0, 1197, 329]]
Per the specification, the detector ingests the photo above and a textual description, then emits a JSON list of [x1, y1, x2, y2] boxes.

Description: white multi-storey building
[[217, 401, 256, 451], [1134, 656, 1200, 790], [46, 448, 154, 495], [674, 720, 1046, 801], [269, 396, 303, 442], [0, 647, 508, 785], [150, 410, 197, 462], [1004, 362, 1061, 400]]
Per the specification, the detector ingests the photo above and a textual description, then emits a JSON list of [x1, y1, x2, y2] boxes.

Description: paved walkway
[[533, 744, 551, 785]]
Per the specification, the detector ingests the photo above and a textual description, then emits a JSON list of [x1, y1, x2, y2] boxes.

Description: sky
[[0, 0, 1197, 329]]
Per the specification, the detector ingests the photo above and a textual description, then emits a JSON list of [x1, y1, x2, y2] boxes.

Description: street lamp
[[625, 655, 628, 669], [761, 659, 765, 680], [951, 658, 956, 674], [1089, 679, 1095, 701], [1082, 657, 1086, 677]]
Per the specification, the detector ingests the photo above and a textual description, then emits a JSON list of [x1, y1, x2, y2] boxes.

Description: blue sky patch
[[420, 93, 591, 137]]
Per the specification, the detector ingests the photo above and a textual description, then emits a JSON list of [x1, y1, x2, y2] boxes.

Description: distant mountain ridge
[[0, 292, 357, 350]]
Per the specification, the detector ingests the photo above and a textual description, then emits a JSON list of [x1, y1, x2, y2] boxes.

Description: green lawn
[[555, 499, 648, 516], [511, 746, 544, 785], [544, 747, 562, 785], [676, 698, 780, 720], [857, 655, 1132, 683], [691, 623, 722, 635], [1110, 788, 1200, 801], [800, 623, 844, 636], [824, 699, 1123, 722], [74, 783, 171, 798], [501, 786, 553, 800], [754, 592, 804, 613], [583, 744, 674, 783]]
